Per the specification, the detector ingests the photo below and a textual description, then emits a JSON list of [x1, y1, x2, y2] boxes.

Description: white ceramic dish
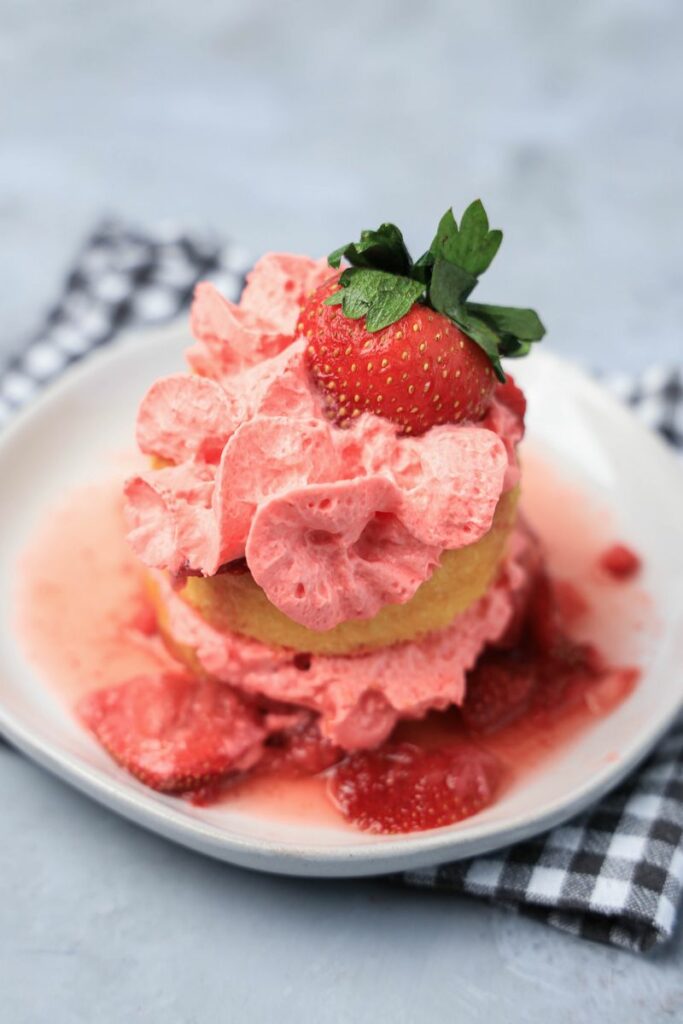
[[1, 326, 682, 877]]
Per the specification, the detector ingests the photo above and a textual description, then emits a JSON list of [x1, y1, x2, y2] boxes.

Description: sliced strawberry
[[537, 634, 608, 713], [527, 571, 564, 656], [328, 742, 501, 833], [300, 278, 496, 436], [521, 571, 605, 711], [584, 667, 639, 715], [552, 579, 589, 625], [462, 652, 537, 735], [78, 673, 265, 793], [530, 641, 596, 713], [466, 567, 605, 731], [265, 712, 343, 775], [598, 544, 641, 581]]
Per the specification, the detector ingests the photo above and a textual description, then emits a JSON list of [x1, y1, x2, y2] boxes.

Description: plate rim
[[1, 326, 682, 878]]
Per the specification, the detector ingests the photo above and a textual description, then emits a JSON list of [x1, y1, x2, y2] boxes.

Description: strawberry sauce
[[598, 543, 642, 581], [17, 476, 177, 702], [15, 451, 649, 834]]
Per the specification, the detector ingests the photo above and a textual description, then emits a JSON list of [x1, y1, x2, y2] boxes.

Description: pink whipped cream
[[153, 524, 536, 750], [125, 253, 523, 632]]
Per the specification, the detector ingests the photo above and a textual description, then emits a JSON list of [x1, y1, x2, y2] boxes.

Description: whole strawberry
[[301, 277, 496, 434], [300, 201, 545, 436]]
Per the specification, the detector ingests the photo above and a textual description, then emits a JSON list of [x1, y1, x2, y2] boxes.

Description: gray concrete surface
[[2, 1, 683, 1021]]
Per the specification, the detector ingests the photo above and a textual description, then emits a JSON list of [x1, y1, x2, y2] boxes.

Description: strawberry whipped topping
[[125, 253, 523, 632], [153, 524, 537, 750]]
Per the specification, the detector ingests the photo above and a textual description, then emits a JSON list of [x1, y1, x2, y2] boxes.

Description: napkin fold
[[2, 220, 682, 952]]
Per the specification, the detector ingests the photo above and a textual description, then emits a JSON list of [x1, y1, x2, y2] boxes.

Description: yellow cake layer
[[178, 486, 519, 656], [146, 574, 209, 677]]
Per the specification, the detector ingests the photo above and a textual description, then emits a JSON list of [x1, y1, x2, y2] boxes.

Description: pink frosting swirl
[[124, 253, 523, 632], [150, 523, 538, 750]]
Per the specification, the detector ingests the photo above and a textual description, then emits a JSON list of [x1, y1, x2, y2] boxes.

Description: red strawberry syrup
[[15, 450, 651, 834]]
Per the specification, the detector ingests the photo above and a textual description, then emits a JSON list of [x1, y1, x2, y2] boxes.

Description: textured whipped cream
[[125, 253, 522, 631], [153, 524, 536, 750]]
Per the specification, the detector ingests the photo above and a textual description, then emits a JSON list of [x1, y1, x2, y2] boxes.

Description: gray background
[[2, 1, 683, 1021]]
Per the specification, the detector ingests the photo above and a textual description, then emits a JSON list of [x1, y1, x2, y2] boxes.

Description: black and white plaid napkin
[[3, 221, 683, 953]]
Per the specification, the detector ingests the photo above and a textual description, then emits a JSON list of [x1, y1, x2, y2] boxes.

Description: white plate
[[1, 327, 682, 877]]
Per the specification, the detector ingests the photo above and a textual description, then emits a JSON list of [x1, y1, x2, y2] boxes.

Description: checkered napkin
[[2, 222, 683, 952]]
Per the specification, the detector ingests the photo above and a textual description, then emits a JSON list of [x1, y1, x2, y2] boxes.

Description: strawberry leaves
[[325, 268, 424, 332], [326, 200, 545, 376], [429, 200, 502, 277], [428, 257, 478, 310], [425, 202, 545, 378], [328, 223, 413, 277], [466, 302, 545, 342]]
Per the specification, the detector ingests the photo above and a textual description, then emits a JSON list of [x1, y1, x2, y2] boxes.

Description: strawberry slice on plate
[[328, 742, 501, 833], [78, 673, 265, 793], [264, 712, 343, 776], [462, 651, 538, 735]]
